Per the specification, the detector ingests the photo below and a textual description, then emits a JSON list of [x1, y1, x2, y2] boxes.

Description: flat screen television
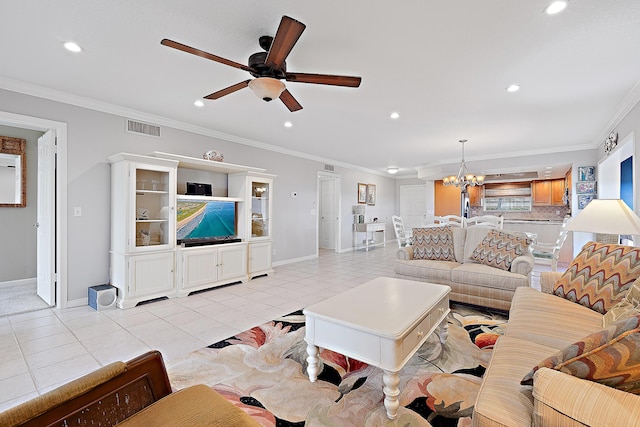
[[176, 197, 239, 246]]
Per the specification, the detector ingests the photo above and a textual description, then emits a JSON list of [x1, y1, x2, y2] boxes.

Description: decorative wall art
[[357, 183, 367, 204], [576, 181, 597, 194], [578, 194, 595, 210], [366, 184, 376, 206], [577, 166, 595, 182], [604, 131, 618, 156]]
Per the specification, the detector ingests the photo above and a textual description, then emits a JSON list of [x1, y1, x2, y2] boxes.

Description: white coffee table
[[303, 277, 450, 419]]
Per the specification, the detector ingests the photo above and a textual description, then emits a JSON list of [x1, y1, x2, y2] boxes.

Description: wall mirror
[[0, 136, 26, 207]]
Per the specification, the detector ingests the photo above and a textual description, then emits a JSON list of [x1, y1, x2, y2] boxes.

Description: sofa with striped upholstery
[[474, 242, 640, 426]]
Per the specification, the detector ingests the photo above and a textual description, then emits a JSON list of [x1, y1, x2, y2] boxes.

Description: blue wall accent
[[620, 156, 633, 209]]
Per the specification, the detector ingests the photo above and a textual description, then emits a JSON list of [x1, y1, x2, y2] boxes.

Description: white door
[[320, 177, 337, 250], [37, 130, 56, 305], [400, 184, 427, 230]]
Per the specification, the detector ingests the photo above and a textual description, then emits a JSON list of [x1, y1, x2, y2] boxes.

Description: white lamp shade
[[248, 77, 285, 101], [566, 199, 640, 235]]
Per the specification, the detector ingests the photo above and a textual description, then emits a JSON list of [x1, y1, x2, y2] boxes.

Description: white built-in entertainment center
[[108, 152, 275, 308]]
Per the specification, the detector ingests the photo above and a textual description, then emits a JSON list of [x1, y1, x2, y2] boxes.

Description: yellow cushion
[[118, 384, 261, 427]]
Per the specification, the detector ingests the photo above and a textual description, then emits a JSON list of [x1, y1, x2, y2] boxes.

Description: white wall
[[0, 88, 394, 304]]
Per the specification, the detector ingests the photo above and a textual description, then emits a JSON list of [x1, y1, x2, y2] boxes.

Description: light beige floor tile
[[33, 354, 100, 392], [24, 341, 89, 371], [20, 331, 78, 355], [13, 322, 70, 343]]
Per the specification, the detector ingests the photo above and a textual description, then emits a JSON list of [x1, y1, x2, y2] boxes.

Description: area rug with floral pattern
[[167, 304, 507, 427]]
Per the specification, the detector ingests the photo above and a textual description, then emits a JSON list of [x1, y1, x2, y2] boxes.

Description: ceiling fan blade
[[285, 72, 362, 87], [161, 39, 253, 72], [204, 80, 251, 99], [279, 89, 303, 112], [264, 16, 306, 70]]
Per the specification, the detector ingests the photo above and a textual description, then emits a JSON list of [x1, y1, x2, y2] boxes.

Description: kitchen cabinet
[[532, 179, 566, 206], [469, 185, 482, 207], [551, 179, 566, 206], [532, 180, 552, 206]]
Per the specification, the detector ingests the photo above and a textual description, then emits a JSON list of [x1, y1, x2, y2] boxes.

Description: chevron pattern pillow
[[470, 229, 531, 271], [553, 242, 640, 314], [521, 314, 640, 394], [412, 226, 456, 261]]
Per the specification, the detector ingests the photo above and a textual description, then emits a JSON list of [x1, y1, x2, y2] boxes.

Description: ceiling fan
[[161, 15, 361, 112]]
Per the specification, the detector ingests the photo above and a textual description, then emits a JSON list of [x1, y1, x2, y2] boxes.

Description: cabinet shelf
[[152, 151, 266, 174], [136, 190, 169, 195], [135, 219, 169, 223]]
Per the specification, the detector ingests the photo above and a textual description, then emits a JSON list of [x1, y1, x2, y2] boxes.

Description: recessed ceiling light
[[545, 1, 567, 15], [387, 167, 399, 174], [545, 166, 553, 170], [507, 84, 520, 93], [194, 100, 204, 107], [63, 41, 82, 53], [284, 121, 293, 128], [390, 112, 400, 119]]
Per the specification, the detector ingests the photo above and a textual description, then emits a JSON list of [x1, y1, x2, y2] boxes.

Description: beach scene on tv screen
[[177, 200, 235, 241]]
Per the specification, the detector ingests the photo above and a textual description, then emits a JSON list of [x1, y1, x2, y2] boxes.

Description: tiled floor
[[0, 245, 562, 412]]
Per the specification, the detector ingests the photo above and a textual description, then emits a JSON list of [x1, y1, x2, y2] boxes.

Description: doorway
[[317, 171, 341, 253], [0, 111, 67, 312], [399, 184, 427, 230]]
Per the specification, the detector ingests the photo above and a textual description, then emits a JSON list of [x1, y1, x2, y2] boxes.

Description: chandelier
[[442, 139, 485, 190]]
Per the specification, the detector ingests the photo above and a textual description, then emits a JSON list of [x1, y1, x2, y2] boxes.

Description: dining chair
[[391, 215, 412, 247], [531, 217, 572, 271], [467, 215, 504, 229]]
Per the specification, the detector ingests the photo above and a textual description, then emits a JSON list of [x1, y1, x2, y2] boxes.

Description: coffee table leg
[[306, 343, 319, 382], [382, 370, 400, 419], [439, 318, 449, 344]]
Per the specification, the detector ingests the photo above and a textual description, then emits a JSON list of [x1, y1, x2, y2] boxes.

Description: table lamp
[[566, 199, 640, 244]]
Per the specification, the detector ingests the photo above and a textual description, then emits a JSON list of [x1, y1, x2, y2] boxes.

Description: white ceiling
[[1, 1, 640, 178]]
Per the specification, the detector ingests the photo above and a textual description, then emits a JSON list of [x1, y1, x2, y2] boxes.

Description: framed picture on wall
[[357, 183, 367, 204], [578, 166, 595, 181], [576, 181, 597, 194], [578, 194, 596, 210], [366, 184, 376, 205]]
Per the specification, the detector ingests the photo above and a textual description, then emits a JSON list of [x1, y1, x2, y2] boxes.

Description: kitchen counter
[[503, 219, 564, 224]]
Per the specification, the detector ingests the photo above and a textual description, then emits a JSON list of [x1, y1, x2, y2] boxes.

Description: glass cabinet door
[[134, 167, 172, 249], [250, 180, 270, 238]]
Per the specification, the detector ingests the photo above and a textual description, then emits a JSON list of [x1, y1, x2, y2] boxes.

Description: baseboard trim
[[66, 297, 88, 308], [273, 254, 318, 267], [0, 278, 36, 287]]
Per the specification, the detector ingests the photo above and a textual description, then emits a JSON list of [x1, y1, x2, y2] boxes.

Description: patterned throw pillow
[[412, 226, 456, 261], [469, 229, 531, 271], [521, 314, 640, 394], [553, 242, 640, 314]]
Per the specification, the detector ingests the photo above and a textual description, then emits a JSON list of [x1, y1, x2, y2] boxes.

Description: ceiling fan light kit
[[248, 77, 286, 102], [161, 15, 361, 112]]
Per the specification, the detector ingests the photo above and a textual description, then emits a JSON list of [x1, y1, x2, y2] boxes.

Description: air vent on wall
[[126, 119, 161, 138], [324, 164, 335, 172]]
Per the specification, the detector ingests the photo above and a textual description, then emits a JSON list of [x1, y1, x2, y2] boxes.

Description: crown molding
[[592, 77, 640, 147], [0, 76, 390, 177]]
